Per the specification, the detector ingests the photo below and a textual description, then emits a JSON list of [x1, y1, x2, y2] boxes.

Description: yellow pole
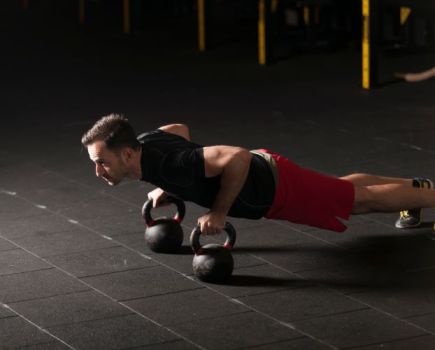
[[271, 0, 278, 13], [79, 0, 85, 24], [362, 0, 370, 89], [303, 6, 310, 26], [400, 7, 411, 26], [197, 0, 206, 51], [123, 0, 130, 35], [258, 0, 267, 65], [22, 0, 29, 10]]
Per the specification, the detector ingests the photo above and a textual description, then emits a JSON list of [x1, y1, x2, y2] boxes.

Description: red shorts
[[262, 149, 355, 232]]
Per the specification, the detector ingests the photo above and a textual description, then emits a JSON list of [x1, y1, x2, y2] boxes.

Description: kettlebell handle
[[190, 222, 237, 254], [142, 195, 186, 227]]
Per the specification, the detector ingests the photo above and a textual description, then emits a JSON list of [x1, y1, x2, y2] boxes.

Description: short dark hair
[[81, 113, 140, 150]]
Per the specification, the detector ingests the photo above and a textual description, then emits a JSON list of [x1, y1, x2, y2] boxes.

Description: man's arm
[[149, 124, 190, 206], [158, 123, 190, 140], [199, 145, 252, 235]]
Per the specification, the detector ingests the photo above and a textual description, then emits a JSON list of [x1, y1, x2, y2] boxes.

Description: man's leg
[[340, 173, 412, 187], [342, 173, 433, 227], [352, 182, 435, 214]]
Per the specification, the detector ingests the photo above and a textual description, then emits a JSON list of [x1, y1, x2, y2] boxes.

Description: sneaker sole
[[395, 220, 422, 229]]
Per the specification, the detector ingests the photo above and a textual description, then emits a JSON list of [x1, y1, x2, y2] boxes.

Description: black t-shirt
[[138, 129, 275, 219]]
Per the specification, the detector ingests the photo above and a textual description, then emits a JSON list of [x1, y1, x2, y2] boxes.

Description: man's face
[[87, 140, 128, 186]]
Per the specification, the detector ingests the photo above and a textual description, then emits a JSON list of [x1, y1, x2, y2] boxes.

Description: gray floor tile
[[18, 173, 101, 211], [82, 211, 145, 237], [81, 266, 201, 301], [248, 243, 350, 274], [317, 225, 435, 273], [9, 290, 132, 328], [232, 252, 268, 269], [172, 312, 301, 350], [0, 193, 48, 220], [142, 248, 199, 276], [407, 313, 435, 334], [209, 264, 311, 298], [352, 335, 435, 350], [13, 342, 72, 350], [48, 314, 179, 350], [11, 228, 118, 257], [51, 164, 110, 191], [340, 231, 435, 272], [56, 196, 138, 223], [110, 232, 197, 275], [0, 237, 16, 251], [0, 249, 51, 276], [100, 180, 156, 208], [301, 221, 402, 249], [124, 288, 248, 325], [239, 286, 366, 323], [350, 286, 435, 319], [0, 304, 15, 319], [0, 317, 53, 349], [0, 151, 25, 168], [0, 214, 77, 239], [373, 150, 435, 179], [46, 246, 158, 277], [1, 168, 70, 192], [234, 224, 351, 273], [236, 337, 331, 350], [0, 268, 89, 303], [114, 232, 149, 251], [293, 309, 426, 349], [125, 340, 199, 350], [298, 261, 407, 295], [1, 165, 57, 193]]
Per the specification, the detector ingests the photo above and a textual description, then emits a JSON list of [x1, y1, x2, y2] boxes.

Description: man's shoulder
[[137, 129, 163, 142]]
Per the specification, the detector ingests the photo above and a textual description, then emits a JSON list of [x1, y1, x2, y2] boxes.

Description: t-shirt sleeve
[[160, 148, 205, 188]]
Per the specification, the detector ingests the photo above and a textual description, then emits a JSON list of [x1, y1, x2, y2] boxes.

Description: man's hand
[[147, 188, 168, 208], [197, 211, 226, 235]]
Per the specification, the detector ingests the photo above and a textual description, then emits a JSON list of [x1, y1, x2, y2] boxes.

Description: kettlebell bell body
[[190, 222, 237, 283], [142, 196, 185, 253]]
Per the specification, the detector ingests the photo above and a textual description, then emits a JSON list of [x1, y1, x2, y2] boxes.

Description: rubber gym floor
[[1, 3, 435, 350]]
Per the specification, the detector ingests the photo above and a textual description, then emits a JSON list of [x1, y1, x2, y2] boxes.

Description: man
[[82, 113, 433, 235]]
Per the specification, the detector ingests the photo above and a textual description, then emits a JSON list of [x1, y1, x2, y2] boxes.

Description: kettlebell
[[142, 196, 185, 253], [190, 222, 237, 283]]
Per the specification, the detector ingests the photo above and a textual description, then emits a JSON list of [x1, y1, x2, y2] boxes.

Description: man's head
[[82, 114, 141, 186]]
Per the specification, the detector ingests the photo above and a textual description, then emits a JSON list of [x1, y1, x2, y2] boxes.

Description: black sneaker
[[395, 177, 434, 229]]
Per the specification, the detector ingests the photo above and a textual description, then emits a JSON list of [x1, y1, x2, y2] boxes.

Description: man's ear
[[121, 147, 133, 163]]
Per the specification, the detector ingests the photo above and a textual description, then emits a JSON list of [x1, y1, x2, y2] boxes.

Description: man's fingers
[[199, 221, 206, 235], [198, 222, 220, 235], [210, 224, 220, 235]]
